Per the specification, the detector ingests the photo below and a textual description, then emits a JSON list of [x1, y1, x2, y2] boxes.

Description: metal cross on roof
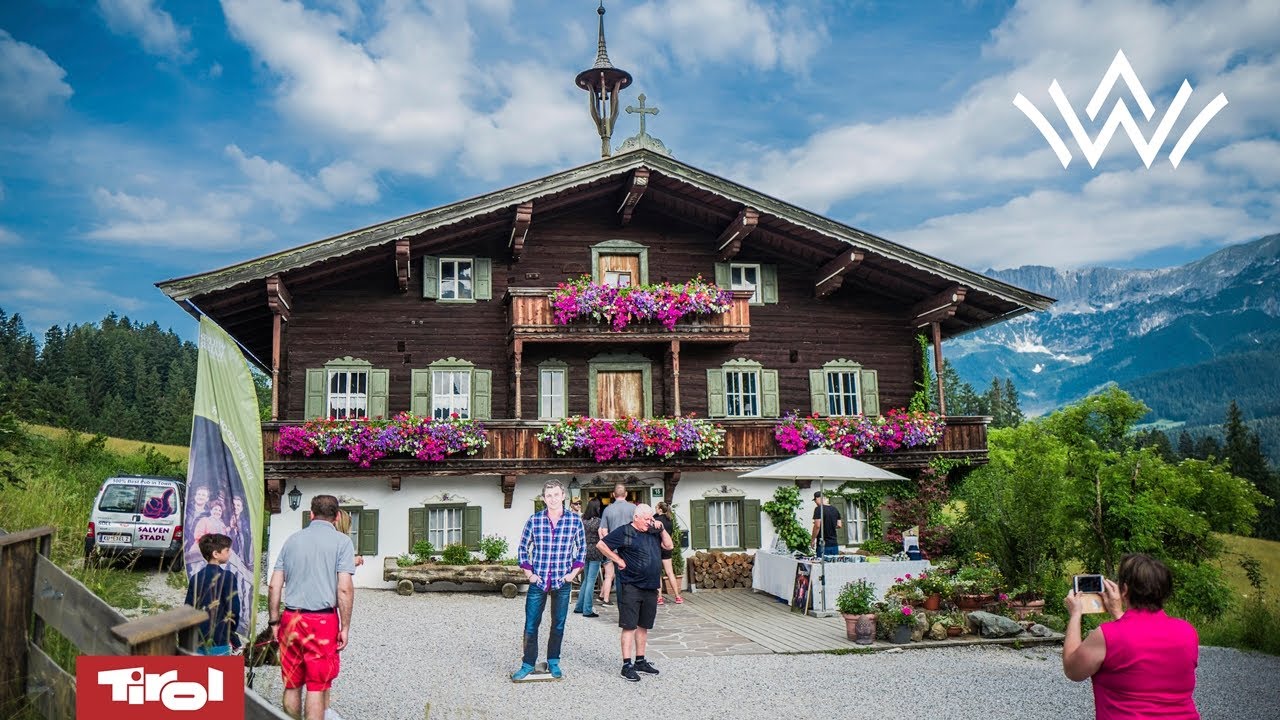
[[626, 94, 659, 136]]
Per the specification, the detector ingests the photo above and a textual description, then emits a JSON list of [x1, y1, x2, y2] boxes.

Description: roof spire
[[575, 2, 633, 158], [593, 2, 614, 69]]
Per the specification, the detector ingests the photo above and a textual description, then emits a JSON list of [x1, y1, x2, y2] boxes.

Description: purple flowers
[[275, 413, 489, 468], [537, 416, 723, 462], [548, 275, 733, 331], [774, 409, 945, 457]]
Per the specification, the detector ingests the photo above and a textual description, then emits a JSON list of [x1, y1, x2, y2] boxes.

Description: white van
[[85, 475, 185, 567]]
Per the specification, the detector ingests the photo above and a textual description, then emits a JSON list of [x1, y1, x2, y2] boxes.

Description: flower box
[[275, 413, 489, 467], [538, 416, 723, 463], [549, 276, 733, 331], [773, 409, 945, 457]]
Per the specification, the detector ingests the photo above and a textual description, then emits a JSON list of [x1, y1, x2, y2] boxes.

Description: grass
[[21, 422, 188, 462], [1198, 534, 1280, 655]]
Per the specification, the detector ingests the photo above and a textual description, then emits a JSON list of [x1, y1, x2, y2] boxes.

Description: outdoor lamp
[[569, 476, 581, 500], [288, 484, 302, 511]]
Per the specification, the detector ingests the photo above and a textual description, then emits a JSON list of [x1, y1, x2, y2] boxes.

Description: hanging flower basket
[[773, 409, 945, 457], [538, 416, 723, 463], [275, 413, 489, 468], [549, 275, 734, 331]]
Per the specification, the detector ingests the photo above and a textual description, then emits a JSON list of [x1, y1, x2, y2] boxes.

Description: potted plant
[[836, 579, 878, 644], [886, 575, 925, 607], [915, 571, 950, 611], [1003, 581, 1048, 620], [876, 603, 916, 644], [940, 610, 966, 638], [952, 562, 1004, 609]]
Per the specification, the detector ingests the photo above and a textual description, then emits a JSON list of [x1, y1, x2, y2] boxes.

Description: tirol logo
[[1014, 50, 1228, 169], [77, 656, 244, 719]]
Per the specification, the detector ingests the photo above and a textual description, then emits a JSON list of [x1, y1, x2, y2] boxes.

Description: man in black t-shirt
[[811, 491, 843, 559], [598, 503, 672, 682]]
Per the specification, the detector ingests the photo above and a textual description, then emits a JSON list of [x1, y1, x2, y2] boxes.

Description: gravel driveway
[[239, 589, 1280, 720]]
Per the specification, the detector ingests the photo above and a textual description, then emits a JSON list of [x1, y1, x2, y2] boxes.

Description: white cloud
[[318, 161, 378, 205], [87, 187, 271, 250], [98, 0, 192, 60], [625, 0, 827, 74], [0, 226, 19, 245], [0, 30, 73, 122], [0, 264, 144, 313], [225, 144, 332, 222], [1211, 140, 1280, 186], [208, 62, 223, 79]]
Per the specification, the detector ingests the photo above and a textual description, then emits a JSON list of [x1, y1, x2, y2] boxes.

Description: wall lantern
[[568, 476, 581, 501], [288, 485, 303, 511]]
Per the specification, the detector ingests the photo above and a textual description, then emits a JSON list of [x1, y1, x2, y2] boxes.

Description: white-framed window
[[432, 370, 471, 419], [725, 369, 760, 418], [328, 369, 369, 419], [341, 505, 361, 549], [439, 258, 474, 300], [730, 263, 761, 304], [707, 499, 741, 549], [539, 367, 566, 419], [846, 500, 868, 545], [603, 270, 633, 288], [428, 506, 464, 547], [825, 370, 861, 416]]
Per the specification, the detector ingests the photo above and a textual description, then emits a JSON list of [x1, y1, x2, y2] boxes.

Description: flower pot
[[955, 593, 996, 610], [946, 626, 963, 638], [842, 613, 876, 644], [890, 625, 913, 644], [1008, 599, 1045, 620], [923, 593, 942, 611]]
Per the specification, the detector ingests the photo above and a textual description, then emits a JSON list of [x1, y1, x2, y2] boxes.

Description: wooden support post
[[670, 340, 681, 416], [395, 238, 411, 292], [389, 476, 402, 492], [512, 339, 523, 419], [113, 606, 207, 656], [500, 475, 518, 509], [0, 526, 53, 712], [931, 321, 947, 416], [270, 313, 282, 420], [509, 201, 532, 260], [663, 471, 681, 505]]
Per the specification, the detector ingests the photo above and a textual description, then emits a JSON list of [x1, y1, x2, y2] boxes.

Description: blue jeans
[[523, 583, 571, 666], [574, 561, 601, 614], [196, 644, 232, 656]]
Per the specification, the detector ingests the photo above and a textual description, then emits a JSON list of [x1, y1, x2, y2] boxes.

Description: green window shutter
[[463, 505, 482, 551], [472, 369, 492, 419], [368, 369, 389, 419], [760, 264, 779, 304], [689, 499, 709, 550], [761, 369, 779, 418], [408, 508, 426, 551], [808, 369, 827, 416], [474, 257, 492, 300], [302, 512, 311, 529], [837, 502, 851, 546], [422, 255, 439, 299], [741, 499, 762, 549], [859, 368, 880, 416], [410, 369, 431, 416], [358, 509, 379, 556], [714, 262, 730, 288], [706, 369, 726, 418], [305, 368, 326, 419]]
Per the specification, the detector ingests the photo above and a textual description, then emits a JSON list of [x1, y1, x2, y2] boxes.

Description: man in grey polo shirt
[[269, 494, 356, 720], [598, 484, 635, 605]]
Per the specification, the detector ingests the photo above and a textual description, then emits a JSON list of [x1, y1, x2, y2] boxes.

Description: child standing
[[185, 533, 241, 655]]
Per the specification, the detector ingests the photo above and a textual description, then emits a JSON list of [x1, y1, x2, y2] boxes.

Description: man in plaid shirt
[[512, 480, 584, 681]]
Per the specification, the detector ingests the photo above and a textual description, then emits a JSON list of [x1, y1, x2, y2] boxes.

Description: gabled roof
[[157, 149, 1054, 364]]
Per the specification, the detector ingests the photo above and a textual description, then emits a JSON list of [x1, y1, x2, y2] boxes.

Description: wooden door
[[597, 370, 643, 418], [599, 254, 640, 287]]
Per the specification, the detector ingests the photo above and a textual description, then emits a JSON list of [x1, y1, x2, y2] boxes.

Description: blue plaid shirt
[[517, 510, 585, 591]]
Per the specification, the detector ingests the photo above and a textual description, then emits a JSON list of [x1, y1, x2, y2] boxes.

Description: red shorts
[[278, 609, 341, 691]]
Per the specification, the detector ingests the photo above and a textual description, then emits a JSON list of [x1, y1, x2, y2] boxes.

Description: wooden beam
[[388, 475, 401, 492], [512, 339, 523, 419], [663, 471, 681, 505], [500, 475, 518, 509], [508, 201, 532, 260], [266, 275, 292, 322], [913, 285, 967, 325], [395, 239, 411, 292], [715, 208, 759, 261], [670, 340, 681, 416], [814, 249, 864, 299], [271, 313, 282, 421], [617, 167, 650, 225]]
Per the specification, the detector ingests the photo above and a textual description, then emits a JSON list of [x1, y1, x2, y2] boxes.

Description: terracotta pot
[[1008, 599, 1046, 620], [843, 613, 877, 644], [946, 626, 963, 637], [923, 593, 942, 611], [955, 593, 996, 610]]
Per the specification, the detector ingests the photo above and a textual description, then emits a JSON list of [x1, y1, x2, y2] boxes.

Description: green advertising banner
[[185, 315, 264, 642]]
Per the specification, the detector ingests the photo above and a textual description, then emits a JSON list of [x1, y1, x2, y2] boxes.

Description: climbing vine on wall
[[762, 485, 811, 553]]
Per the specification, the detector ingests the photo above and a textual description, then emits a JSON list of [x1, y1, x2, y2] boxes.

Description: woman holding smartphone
[[1061, 554, 1200, 720]]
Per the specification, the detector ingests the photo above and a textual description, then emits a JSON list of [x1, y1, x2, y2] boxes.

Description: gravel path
[[239, 589, 1280, 720]]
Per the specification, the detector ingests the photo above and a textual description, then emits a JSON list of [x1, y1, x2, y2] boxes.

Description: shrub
[[412, 540, 435, 559], [396, 553, 420, 567], [479, 534, 508, 562], [875, 603, 914, 632], [836, 579, 877, 615], [441, 543, 473, 565]]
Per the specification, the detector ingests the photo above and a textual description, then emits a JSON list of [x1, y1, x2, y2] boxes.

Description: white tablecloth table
[[751, 552, 932, 616]]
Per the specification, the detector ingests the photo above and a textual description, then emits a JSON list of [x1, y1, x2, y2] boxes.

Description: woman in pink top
[[1062, 554, 1200, 719]]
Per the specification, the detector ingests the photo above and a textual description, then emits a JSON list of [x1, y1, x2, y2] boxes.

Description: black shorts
[[617, 583, 658, 630]]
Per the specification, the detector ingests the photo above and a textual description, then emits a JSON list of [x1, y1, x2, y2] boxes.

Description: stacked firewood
[[691, 551, 754, 589]]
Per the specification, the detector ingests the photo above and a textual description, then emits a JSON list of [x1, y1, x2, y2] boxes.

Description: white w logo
[[1014, 50, 1228, 169]]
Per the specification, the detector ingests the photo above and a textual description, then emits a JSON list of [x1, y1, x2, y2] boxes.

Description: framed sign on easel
[[791, 562, 812, 615]]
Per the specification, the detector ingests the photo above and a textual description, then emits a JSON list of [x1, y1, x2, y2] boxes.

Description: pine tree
[[1177, 430, 1196, 460], [1003, 378, 1023, 427], [1223, 401, 1280, 540]]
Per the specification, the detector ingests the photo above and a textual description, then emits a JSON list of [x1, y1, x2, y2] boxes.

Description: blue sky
[[0, 0, 1276, 340]]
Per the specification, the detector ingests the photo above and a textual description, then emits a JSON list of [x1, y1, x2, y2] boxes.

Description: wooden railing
[[261, 416, 989, 472], [506, 287, 753, 342], [0, 527, 289, 720]]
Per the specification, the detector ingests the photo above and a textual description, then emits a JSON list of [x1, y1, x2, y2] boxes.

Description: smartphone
[[1074, 574, 1104, 595]]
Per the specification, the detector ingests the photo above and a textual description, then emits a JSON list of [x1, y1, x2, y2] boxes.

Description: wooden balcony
[[261, 416, 988, 478], [506, 287, 753, 343]]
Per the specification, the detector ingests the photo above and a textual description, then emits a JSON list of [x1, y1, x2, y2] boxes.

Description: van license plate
[[98, 534, 130, 544]]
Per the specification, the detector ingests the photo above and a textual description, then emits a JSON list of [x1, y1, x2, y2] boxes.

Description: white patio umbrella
[[740, 448, 910, 614]]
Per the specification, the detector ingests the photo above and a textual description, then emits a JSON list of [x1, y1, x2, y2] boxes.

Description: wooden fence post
[[0, 526, 55, 713]]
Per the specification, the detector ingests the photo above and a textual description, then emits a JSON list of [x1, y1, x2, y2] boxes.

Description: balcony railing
[[261, 416, 988, 475], [506, 287, 753, 343]]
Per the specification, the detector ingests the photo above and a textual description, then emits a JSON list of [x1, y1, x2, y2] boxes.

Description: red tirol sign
[[76, 656, 245, 719]]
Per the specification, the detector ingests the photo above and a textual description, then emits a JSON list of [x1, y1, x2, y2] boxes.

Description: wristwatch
[[268, 619, 280, 626]]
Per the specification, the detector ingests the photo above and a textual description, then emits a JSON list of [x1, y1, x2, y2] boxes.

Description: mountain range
[[948, 233, 1280, 461]]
